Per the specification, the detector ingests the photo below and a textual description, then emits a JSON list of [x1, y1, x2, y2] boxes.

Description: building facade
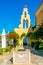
[[0, 2, 43, 48], [14, 7, 31, 49], [35, 2, 43, 26]]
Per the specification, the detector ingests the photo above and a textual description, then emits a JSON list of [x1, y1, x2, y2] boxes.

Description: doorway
[[23, 37, 28, 49]]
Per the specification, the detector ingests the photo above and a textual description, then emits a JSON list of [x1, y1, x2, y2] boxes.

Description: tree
[[27, 25, 43, 40], [21, 33, 26, 39], [33, 26, 43, 40], [26, 32, 34, 39], [39, 42, 43, 52], [7, 31, 19, 47], [26, 25, 43, 52], [8, 31, 19, 39], [13, 38, 19, 47]]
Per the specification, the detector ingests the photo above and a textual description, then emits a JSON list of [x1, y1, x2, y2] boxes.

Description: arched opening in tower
[[23, 37, 28, 49]]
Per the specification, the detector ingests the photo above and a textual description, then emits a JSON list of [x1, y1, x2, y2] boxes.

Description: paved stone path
[[0, 50, 43, 65], [31, 48, 43, 65], [31, 54, 43, 65]]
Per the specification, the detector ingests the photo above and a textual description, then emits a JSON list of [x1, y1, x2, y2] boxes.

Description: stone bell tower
[[19, 6, 31, 29], [14, 6, 31, 49]]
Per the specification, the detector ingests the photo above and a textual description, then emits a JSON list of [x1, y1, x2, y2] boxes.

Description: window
[[23, 22, 25, 28], [23, 19, 28, 28], [26, 20, 28, 28], [24, 11, 27, 17]]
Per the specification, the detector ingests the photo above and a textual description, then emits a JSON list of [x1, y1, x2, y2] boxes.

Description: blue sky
[[0, 0, 42, 34]]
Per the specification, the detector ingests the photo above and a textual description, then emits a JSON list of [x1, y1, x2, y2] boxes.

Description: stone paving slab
[[0, 53, 43, 65], [31, 54, 43, 65]]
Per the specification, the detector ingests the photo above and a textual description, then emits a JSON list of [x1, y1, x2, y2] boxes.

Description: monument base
[[13, 49, 31, 65]]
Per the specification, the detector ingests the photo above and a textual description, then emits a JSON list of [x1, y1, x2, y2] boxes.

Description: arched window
[[23, 19, 28, 28], [26, 20, 28, 28], [23, 19, 25, 28], [24, 11, 27, 17]]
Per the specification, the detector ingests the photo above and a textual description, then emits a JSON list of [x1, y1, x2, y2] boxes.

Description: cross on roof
[[25, 5, 27, 8]]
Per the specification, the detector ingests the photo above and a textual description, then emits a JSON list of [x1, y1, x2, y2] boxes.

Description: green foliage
[[31, 42, 35, 48], [5, 46, 12, 52], [26, 32, 34, 39], [0, 46, 12, 55], [39, 42, 43, 49], [8, 31, 19, 48], [31, 41, 43, 52], [0, 44, 1, 48], [34, 41, 40, 50], [0, 49, 3, 55], [27, 25, 43, 52], [13, 38, 19, 47], [39, 42, 43, 52], [26, 32, 32, 37], [27, 26, 43, 40], [21, 33, 26, 38], [33, 26, 43, 39]]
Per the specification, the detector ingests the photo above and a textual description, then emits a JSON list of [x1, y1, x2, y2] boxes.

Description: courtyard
[[0, 0, 43, 65], [0, 48, 43, 65]]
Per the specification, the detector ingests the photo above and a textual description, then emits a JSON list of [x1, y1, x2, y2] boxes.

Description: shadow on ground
[[10, 57, 13, 64], [30, 48, 43, 57]]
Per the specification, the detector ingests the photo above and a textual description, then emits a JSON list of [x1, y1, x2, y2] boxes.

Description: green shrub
[[31, 42, 35, 48], [33, 41, 41, 50], [0, 49, 3, 55], [0, 46, 12, 55], [5, 46, 12, 52], [39, 42, 43, 52]]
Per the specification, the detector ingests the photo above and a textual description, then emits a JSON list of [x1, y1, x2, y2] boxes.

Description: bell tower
[[14, 6, 31, 49], [19, 6, 31, 28]]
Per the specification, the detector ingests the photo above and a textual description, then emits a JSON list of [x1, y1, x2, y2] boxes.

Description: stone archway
[[23, 37, 28, 49]]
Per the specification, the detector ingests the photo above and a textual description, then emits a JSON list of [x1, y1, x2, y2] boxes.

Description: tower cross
[[25, 5, 27, 8]]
